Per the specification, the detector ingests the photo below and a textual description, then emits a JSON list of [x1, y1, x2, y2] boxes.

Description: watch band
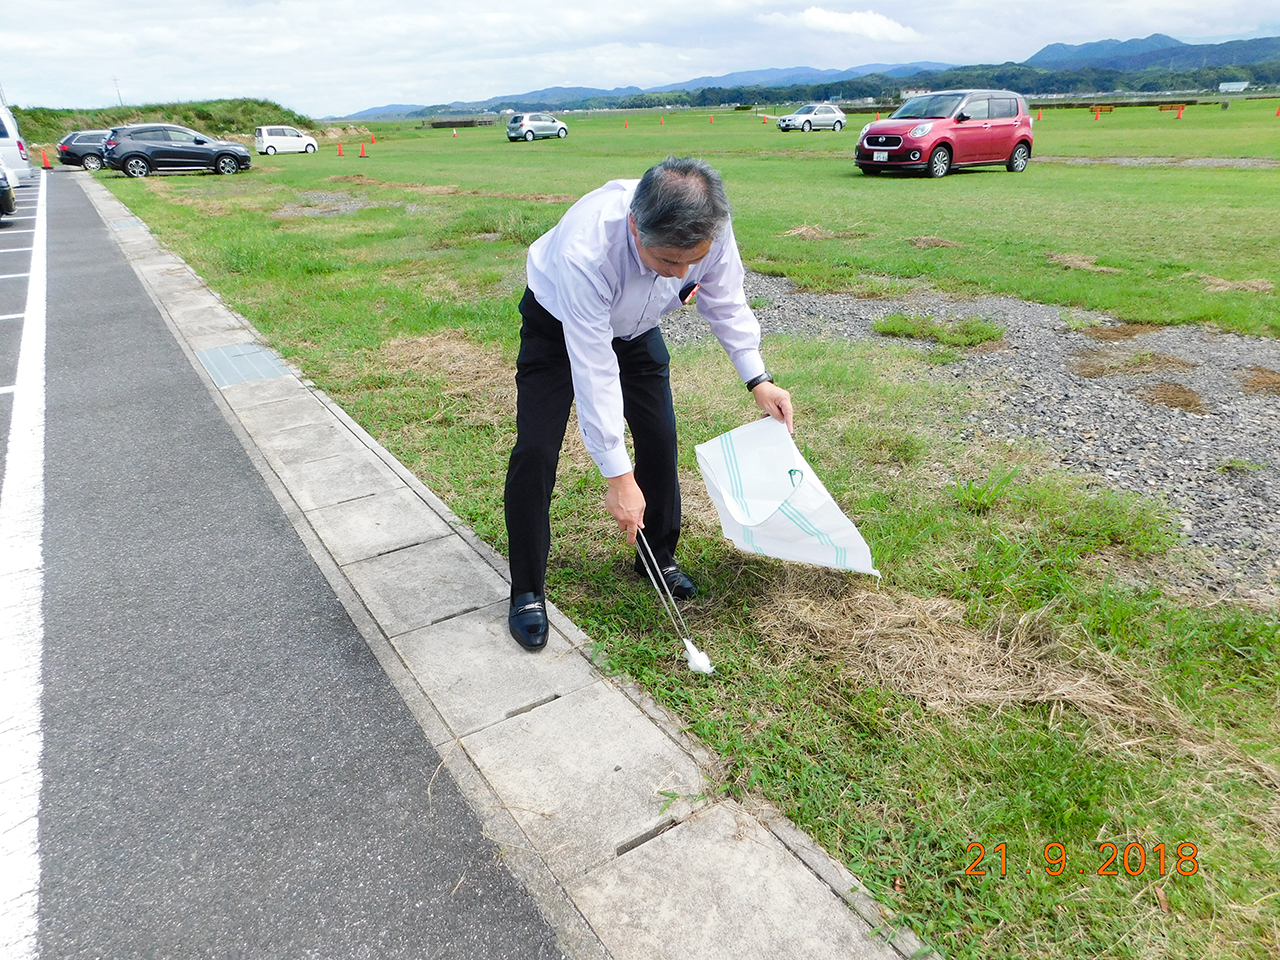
[[745, 372, 773, 391]]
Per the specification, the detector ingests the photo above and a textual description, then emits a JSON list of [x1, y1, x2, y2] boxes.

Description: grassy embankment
[[12, 98, 315, 145], [98, 105, 1279, 959]]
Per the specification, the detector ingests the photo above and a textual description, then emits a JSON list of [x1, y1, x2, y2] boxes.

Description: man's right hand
[[605, 472, 646, 545]]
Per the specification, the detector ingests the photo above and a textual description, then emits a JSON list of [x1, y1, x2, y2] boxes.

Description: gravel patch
[[272, 191, 378, 218], [662, 272, 1280, 602]]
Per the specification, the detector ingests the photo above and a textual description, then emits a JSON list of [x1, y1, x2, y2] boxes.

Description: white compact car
[[254, 125, 318, 155], [776, 103, 846, 132]]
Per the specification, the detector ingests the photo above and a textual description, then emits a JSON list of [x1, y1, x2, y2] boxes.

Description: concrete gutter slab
[[461, 681, 706, 882], [568, 802, 889, 960], [272, 449, 404, 511], [344, 536, 509, 637], [306, 487, 453, 566], [391, 601, 598, 739]]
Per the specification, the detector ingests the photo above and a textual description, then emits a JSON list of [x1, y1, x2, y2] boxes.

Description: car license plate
[[873, 151, 889, 162]]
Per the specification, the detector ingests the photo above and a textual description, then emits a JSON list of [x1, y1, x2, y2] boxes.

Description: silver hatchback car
[[507, 113, 568, 141], [776, 103, 846, 132]]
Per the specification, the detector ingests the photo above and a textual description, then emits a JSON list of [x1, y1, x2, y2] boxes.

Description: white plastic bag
[[695, 417, 880, 576]]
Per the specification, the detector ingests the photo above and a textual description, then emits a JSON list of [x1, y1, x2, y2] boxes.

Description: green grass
[[231, 111, 1280, 336], [97, 116, 1280, 959], [1032, 97, 1280, 158]]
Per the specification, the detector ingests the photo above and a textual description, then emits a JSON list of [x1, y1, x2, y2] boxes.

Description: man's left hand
[[752, 381, 794, 433]]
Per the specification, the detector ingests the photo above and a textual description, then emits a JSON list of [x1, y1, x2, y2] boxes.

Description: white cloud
[[758, 6, 921, 42]]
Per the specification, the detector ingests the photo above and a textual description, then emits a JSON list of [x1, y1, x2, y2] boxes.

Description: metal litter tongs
[[636, 530, 715, 674]]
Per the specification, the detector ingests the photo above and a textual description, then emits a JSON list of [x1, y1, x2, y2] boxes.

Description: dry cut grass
[[1047, 252, 1124, 273], [1068, 347, 1196, 379], [754, 566, 1280, 796], [1134, 382, 1207, 414], [1184, 272, 1276, 294], [1082, 323, 1162, 342], [1242, 365, 1280, 395], [905, 235, 961, 249]]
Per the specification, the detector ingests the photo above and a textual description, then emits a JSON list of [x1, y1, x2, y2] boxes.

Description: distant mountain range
[[1025, 32, 1280, 71], [329, 34, 1279, 119]]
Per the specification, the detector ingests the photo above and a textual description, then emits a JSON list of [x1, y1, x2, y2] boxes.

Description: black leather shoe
[[508, 592, 548, 651], [635, 557, 697, 600]]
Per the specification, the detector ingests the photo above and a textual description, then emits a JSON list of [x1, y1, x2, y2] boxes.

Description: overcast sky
[[5, 0, 1278, 117]]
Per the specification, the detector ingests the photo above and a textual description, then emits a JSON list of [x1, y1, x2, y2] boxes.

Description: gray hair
[[629, 156, 731, 249]]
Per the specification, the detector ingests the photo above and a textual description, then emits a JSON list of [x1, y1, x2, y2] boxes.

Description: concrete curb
[[78, 171, 939, 960]]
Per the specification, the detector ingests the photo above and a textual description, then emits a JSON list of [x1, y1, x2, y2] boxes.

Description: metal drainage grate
[[196, 343, 293, 388]]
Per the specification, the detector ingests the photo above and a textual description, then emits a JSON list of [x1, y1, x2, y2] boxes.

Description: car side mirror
[[194, 137, 207, 144], [956, 113, 970, 122]]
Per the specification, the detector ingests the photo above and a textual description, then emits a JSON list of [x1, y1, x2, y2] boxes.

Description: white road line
[[0, 385, 14, 394], [0, 169, 46, 960], [0, 248, 35, 253], [0, 274, 32, 280], [1, 314, 23, 321]]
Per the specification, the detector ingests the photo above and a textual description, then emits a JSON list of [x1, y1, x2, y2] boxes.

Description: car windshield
[[795, 106, 815, 115], [891, 95, 964, 120]]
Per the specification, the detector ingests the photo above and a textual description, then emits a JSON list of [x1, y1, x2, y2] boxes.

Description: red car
[[856, 89, 1033, 177]]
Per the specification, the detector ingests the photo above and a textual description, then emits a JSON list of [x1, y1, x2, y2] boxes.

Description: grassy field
[[142, 107, 1280, 336], [1032, 96, 1280, 158], [98, 110, 1279, 959]]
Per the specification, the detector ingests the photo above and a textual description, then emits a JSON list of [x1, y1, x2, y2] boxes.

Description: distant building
[[1219, 81, 1249, 93], [901, 89, 931, 98]]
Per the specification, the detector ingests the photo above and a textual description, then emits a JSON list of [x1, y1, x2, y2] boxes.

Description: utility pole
[[113, 78, 124, 106]]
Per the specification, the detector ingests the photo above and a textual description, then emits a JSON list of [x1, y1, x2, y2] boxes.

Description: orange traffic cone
[[875, 111, 880, 120], [452, 129, 457, 138], [1037, 108, 1042, 120], [370, 133, 376, 143], [624, 119, 628, 128], [337, 142, 343, 156], [659, 116, 664, 125], [762, 114, 767, 124], [1275, 104, 1279, 117], [1094, 107, 1101, 120], [1176, 105, 1184, 119], [710, 114, 714, 123], [359, 142, 366, 157], [41, 149, 52, 169]]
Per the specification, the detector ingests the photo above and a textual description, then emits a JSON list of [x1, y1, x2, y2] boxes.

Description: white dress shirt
[[526, 179, 766, 478]]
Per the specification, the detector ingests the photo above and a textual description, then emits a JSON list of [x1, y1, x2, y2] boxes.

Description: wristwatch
[[745, 371, 773, 391]]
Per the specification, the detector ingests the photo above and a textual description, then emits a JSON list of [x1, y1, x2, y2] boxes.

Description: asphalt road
[[2, 169, 562, 958]]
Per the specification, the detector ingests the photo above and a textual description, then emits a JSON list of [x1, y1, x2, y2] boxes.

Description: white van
[[254, 125, 318, 155], [0, 104, 35, 182]]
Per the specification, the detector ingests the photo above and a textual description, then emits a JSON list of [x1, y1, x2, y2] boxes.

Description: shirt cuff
[[733, 350, 767, 384], [594, 444, 635, 479]]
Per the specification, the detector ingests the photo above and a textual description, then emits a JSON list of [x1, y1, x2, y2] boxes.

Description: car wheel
[[524, 130, 535, 142], [265, 145, 276, 155], [305, 143, 316, 154], [81, 154, 103, 171], [833, 121, 843, 133], [802, 120, 812, 132], [927, 146, 951, 178], [215, 155, 241, 175], [1006, 142, 1030, 173], [123, 156, 151, 178], [557, 127, 567, 138]]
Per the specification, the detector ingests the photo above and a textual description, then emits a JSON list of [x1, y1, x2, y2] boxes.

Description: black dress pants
[[504, 288, 681, 599]]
